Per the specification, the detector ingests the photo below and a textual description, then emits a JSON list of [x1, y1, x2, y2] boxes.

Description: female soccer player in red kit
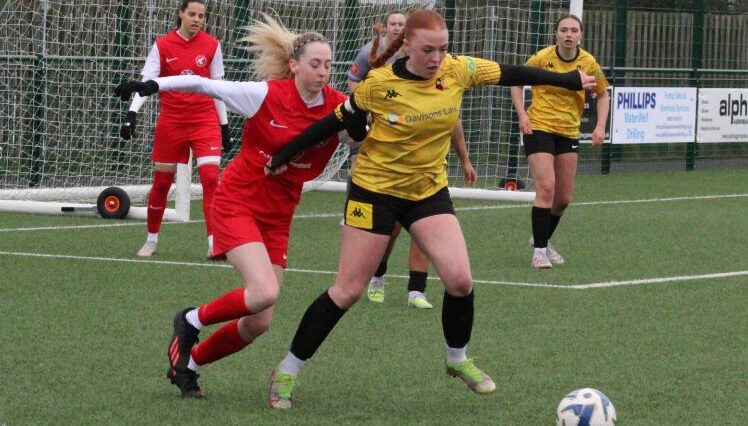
[[115, 15, 357, 398], [120, 0, 230, 258]]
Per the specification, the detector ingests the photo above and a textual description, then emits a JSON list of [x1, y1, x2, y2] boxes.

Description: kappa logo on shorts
[[346, 200, 373, 230], [351, 207, 365, 218]]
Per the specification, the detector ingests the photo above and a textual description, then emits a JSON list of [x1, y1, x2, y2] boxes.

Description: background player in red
[[115, 14, 354, 399], [120, 0, 230, 258]]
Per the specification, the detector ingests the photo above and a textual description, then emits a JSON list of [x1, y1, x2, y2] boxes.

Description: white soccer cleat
[[407, 292, 434, 309], [531, 249, 552, 268], [367, 276, 385, 303], [546, 242, 565, 265], [137, 240, 157, 257]]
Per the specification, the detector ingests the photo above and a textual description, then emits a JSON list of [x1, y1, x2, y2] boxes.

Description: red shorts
[[152, 118, 221, 164], [210, 190, 292, 268]]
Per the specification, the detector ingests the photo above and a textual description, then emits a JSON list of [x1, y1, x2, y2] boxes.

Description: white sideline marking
[[2, 193, 746, 233], [568, 271, 748, 289], [0, 251, 744, 290]]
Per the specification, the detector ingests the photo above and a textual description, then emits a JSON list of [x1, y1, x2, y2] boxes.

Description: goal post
[[0, 1, 581, 216]]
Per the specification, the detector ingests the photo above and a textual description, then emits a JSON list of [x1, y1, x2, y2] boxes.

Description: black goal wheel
[[97, 187, 130, 219], [498, 178, 526, 191]]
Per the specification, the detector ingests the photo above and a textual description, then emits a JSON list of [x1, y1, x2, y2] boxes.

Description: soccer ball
[[556, 388, 617, 426]]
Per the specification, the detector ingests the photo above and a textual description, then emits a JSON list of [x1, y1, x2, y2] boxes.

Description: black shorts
[[344, 182, 455, 235], [523, 130, 579, 156]]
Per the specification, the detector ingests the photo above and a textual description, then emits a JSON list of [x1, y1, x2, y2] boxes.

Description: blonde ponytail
[[241, 13, 328, 81]]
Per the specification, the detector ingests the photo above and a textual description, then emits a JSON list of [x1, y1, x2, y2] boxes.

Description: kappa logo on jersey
[[346, 200, 373, 229], [195, 55, 208, 68], [546, 62, 555, 69], [384, 89, 402, 99], [269, 119, 288, 129]]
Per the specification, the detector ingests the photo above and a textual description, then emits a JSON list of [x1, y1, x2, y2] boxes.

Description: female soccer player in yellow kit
[[263, 9, 596, 409]]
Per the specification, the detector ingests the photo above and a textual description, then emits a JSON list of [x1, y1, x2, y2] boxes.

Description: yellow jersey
[[525, 45, 608, 139], [350, 54, 500, 200]]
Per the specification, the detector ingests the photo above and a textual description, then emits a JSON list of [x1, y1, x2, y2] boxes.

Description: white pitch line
[[568, 270, 748, 289], [1, 251, 744, 290], [2, 192, 746, 233]]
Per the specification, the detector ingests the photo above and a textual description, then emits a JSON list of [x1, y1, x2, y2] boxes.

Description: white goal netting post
[[0, 0, 576, 218]]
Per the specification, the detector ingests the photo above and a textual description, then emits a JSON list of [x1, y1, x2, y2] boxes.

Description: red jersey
[[154, 30, 220, 124], [218, 78, 346, 222]]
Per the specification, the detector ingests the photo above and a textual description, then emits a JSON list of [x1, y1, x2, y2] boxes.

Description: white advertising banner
[[612, 87, 697, 144], [697, 88, 748, 143]]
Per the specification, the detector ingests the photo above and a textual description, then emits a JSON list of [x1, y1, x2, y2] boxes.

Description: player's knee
[[237, 316, 270, 341], [151, 172, 174, 194], [535, 180, 555, 202], [329, 281, 365, 308], [246, 280, 280, 311], [197, 164, 219, 193], [444, 271, 473, 296], [251, 316, 273, 336]]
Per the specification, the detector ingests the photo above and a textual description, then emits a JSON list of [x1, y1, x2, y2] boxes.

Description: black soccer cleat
[[166, 307, 202, 397], [167, 307, 200, 371], [166, 367, 205, 399]]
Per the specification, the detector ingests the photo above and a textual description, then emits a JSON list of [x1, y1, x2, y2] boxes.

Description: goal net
[[0, 0, 572, 218]]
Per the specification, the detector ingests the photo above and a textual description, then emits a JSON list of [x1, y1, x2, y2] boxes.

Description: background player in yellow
[[511, 14, 610, 268], [263, 9, 596, 409]]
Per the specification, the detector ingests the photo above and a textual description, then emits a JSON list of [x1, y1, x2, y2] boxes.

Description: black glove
[[220, 124, 232, 151], [119, 111, 137, 140], [114, 80, 159, 101]]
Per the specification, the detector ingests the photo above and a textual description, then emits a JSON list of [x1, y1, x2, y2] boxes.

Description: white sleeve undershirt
[[210, 44, 228, 124], [128, 43, 161, 113], [153, 75, 269, 118]]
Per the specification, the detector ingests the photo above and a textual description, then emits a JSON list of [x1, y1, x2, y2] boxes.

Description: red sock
[[146, 170, 174, 234], [197, 288, 251, 326], [191, 319, 250, 366], [197, 164, 219, 237]]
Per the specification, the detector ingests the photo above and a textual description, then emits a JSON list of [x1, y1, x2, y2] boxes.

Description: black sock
[[289, 291, 347, 360], [374, 261, 388, 278], [407, 270, 428, 292], [442, 290, 474, 348], [531, 206, 551, 248], [548, 213, 562, 240]]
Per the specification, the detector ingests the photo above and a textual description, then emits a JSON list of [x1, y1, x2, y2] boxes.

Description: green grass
[[1, 169, 747, 425]]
